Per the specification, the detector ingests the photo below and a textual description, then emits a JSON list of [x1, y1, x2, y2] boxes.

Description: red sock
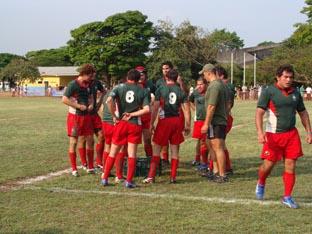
[[200, 146, 208, 165], [115, 152, 125, 179], [78, 148, 87, 166], [87, 149, 94, 169], [162, 152, 168, 161], [102, 151, 109, 170], [195, 154, 200, 162], [126, 157, 136, 183], [209, 160, 214, 171], [225, 149, 232, 171], [103, 156, 115, 179], [95, 143, 104, 166], [283, 172, 296, 197], [148, 156, 160, 178], [170, 158, 179, 179], [258, 167, 269, 186], [144, 143, 153, 157], [68, 152, 77, 171]]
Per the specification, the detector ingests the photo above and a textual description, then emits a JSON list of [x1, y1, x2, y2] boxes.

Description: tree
[[207, 29, 244, 50], [0, 59, 40, 86], [301, 0, 312, 23], [257, 41, 276, 47], [67, 11, 154, 86], [25, 47, 73, 66]]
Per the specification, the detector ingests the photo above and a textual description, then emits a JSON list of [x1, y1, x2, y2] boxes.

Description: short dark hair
[[161, 61, 173, 69], [276, 64, 295, 77], [215, 66, 228, 79], [127, 69, 141, 82], [78, 64, 96, 76], [197, 77, 208, 85], [168, 69, 179, 82]]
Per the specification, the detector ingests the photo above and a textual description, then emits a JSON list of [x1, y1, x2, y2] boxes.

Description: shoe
[[169, 178, 177, 184], [142, 177, 154, 184], [71, 170, 79, 177], [196, 163, 208, 172], [282, 196, 299, 209], [82, 164, 87, 171], [87, 168, 95, 174], [206, 171, 217, 181], [125, 181, 136, 188], [213, 175, 229, 183], [225, 169, 234, 176], [255, 183, 265, 200], [101, 173, 109, 186], [191, 160, 200, 166], [95, 164, 103, 170], [114, 176, 125, 184]]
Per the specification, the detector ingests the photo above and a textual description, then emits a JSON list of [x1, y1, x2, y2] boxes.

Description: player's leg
[[77, 136, 87, 170], [114, 145, 126, 183], [125, 143, 138, 188], [101, 143, 122, 185], [143, 128, 153, 157], [210, 138, 227, 182], [86, 134, 95, 173], [94, 129, 104, 169], [169, 144, 179, 183], [143, 144, 162, 183], [68, 136, 78, 176]]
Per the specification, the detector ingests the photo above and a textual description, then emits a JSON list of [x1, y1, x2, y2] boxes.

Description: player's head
[[78, 64, 96, 81], [135, 65, 147, 83], [215, 65, 228, 83], [275, 64, 295, 89], [168, 69, 179, 82], [196, 77, 208, 94], [161, 61, 173, 78], [199, 63, 216, 82], [127, 69, 141, 83]]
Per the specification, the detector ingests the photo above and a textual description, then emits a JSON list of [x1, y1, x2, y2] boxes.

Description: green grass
[[1, 97, 312, 233]]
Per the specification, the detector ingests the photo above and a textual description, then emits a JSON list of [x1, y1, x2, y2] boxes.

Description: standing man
[[255, 64, 312, 208], [62, 64, 96, 176], [200, 64, 228, 183], [101, 69, 150, 188]]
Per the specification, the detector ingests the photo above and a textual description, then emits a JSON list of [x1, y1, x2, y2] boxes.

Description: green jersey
[[189, 89, 206, 121], [102, 93, 114, 124], [257, 84, 305, 133], [110, 82, 150, 125], [64, 79, 90, 115], [155, 77, 166, 90], [155, 84, 187, 118], [89, 79, 104, 115], [205, 79, 227, 126]]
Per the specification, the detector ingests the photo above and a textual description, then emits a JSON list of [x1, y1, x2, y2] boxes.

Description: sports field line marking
[[26, 186, 312, 208], [0, 117, 20, 121]]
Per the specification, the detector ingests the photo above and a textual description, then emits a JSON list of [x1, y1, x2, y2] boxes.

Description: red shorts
[[153, 117, 184, 146], [260, 128, 303, 162], [192, 120, 206, 140], [226, 115, 233, 134], [141, 112, 151, 130], [112, 120, 142, 145], [91, 113, 102, 132], [67, 113, 93, 137], [102, 121, 114, 145]]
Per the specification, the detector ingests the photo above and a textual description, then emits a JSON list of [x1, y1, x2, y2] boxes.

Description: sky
[[0, 0, 307, 56]]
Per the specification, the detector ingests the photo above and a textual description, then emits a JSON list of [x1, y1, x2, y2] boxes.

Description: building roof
[[38, 66, 79, 76]]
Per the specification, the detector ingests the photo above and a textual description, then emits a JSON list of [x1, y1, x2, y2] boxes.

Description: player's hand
[[150, 125, 155, 134], [184, 126, 190, 136], [87, 105, 93, 112], [257, 132, 267, 144], [201, 124, 208, 134], [306, 133, 312, 144], [121, 113, 132, 121], [79, 104, 87, 111], [113, 116, 119, 125]]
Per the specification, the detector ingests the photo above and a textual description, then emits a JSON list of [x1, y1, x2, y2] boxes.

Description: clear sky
[[0, 0, 307, 56]]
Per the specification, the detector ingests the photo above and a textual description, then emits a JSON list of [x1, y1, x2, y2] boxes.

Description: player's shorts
[[67, 113, 93, 137], [153, 117, 184, 146], [226, 115, 233, 134], [141, 112, 151, 130], [102, 121, 114, 145], [192, 120, 206, 140], [90, 113, 102, 132], [112, 120, 142, 145], [260, 128, 303, 162], [207, 124, 226, 140]]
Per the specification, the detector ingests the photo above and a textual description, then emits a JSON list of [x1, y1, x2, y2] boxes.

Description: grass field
[[1, 97, 312, 233]]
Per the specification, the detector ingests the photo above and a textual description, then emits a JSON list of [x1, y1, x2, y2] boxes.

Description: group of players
[[62, 62, 312, 209]]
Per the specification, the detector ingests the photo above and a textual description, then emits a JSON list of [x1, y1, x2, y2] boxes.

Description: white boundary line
[[26, 186, 312, 208]]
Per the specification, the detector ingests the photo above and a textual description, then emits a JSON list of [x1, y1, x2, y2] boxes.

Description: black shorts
[[207, 125, 226, 140]]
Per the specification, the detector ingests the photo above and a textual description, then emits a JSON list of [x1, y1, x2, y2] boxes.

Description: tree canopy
[[26, 47, 73, 66]]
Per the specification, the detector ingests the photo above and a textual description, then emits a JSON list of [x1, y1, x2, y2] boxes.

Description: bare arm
[[151, 101, 160, 128], [106, 96, 117, 120], [255, 108, 266, 144], [201, 105, 216, 134], [62, 96, 86, 111], [124, 105, 150, 119], [298, 110, 312, 144], [182, 102, 191, 135]]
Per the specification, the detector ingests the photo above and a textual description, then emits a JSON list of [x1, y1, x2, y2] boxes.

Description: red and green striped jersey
[[189, 89, 206, 121], [63, 79, 90, 115], [257, 84, 306, 133], [155, 83, 187, 118], [110, 82, 150, 125]]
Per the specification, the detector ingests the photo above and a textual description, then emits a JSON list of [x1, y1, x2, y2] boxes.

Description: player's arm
[[95, 91, 105, 112], [151, 100, 160, 129], [201, 104, 216, 134], [62, 96, 86, 111], [298, 110, 312, 144], [106, 96, 118, 121], [182, 101, 191, 135], [177, 76, 188, 93], [87, 93, 94, 112], [255, 108, 266, 144]]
